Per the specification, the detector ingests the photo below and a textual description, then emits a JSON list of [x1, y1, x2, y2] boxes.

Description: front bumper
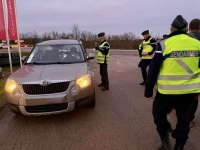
[[5, 81, 95, 115], [8, 93, 94, 115], [19, 101, 75, 115]]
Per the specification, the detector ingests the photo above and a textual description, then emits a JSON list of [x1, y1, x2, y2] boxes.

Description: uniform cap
[[141, 30, 149, 35], [171, 15, 188, 30], [98, 32, 105, 37]]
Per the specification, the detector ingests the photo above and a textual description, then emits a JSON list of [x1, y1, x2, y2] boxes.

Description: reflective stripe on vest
[[139, 43, 143, 50], [142, 37, 153, 59], [96, 42, 110, 64], [157, 34, 200, 94]]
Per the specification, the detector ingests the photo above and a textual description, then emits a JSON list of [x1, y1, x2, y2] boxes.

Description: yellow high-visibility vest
[[96, 41, 110, 64], [142, 38, 153, 59], [157, 34, 200, 94]]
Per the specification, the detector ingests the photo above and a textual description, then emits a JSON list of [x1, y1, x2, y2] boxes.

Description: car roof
[[37, 39, 81, 45]]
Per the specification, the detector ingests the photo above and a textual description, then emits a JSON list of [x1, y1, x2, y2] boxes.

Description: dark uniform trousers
[[191, 98, 198, 121], [141, 59, 152, 82], [153, 91, 198, 145], [100, 64, 109, 86]]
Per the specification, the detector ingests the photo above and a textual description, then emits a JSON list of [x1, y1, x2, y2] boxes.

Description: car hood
[[9, 63, 89, 84]]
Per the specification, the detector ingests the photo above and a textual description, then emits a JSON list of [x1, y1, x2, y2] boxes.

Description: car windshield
[[25, 44, 85, 64]]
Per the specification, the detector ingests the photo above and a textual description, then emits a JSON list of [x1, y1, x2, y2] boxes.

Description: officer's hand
[[146, 97, 154, 100], [95, 47, 99, 50], [142, 52, 148, 56]]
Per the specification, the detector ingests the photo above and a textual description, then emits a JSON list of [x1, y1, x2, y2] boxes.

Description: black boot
[[174, 143, 184, 150], [140, 81, 146, 85], [158, 132, 172, 150], [102, 86, 109, 91], [97, 83, 105, 87]]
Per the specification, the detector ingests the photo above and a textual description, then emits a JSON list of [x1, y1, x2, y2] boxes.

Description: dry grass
[[0, 66, 20, 100]]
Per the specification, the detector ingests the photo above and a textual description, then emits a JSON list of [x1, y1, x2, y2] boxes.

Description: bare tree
[[51, 31, 59, 39], [81, 31, 88, 41], [71, 24, 81, 39]]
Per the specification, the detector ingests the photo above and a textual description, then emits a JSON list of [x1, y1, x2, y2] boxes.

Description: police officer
[[145, 15, 200, 149], [188, 18, 200, 128], [140, 30, 157, 85], [95, 32, 110, 91]]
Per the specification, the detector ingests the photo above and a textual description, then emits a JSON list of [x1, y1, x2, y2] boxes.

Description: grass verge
[[0, 65, 21, 100]]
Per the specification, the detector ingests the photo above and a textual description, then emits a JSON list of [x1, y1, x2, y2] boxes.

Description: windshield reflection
[[25, 44, 85, 64]]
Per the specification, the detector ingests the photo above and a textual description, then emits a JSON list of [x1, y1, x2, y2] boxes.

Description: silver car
[[5, 39, 96, 115]]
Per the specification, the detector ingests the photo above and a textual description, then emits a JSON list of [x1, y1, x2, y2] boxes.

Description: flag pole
[[14, 0, 22, 67], [2, 0, 13, 73]]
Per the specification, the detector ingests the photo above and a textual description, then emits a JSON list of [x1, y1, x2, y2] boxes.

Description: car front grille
[[25, 103, 68, 113], [22, 82, 70, 95]]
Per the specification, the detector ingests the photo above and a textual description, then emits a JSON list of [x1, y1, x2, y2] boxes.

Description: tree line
[[3, 24, 162, 49]]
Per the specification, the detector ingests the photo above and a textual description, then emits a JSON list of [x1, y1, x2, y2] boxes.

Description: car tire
[[88, 93, 96, 107]]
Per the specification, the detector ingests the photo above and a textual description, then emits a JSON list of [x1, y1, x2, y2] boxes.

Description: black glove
[[95, 47, 99, 50]]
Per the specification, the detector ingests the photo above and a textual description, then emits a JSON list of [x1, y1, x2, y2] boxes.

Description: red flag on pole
[[0, 0, 6, 40], [6, 0, 18, 40]]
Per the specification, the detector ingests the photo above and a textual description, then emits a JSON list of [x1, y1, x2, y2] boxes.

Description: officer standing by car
[[145, 15, 200, 150], [139, 30, 157, 85], [95, 32, 110, 91]]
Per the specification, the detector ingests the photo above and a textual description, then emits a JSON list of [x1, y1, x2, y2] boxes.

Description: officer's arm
[[145, 43, 163, 98], [138, 44, 143, 57], [148, 38, 157, 55], [98, 43, 110, 55]]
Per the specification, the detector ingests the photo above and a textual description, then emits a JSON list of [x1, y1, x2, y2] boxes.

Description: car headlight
[[5, 79, 17, 92], [76, 74, 91, 88], [70, 85, 80, 95], [5, 79, 22, 99], [13, 88, 22, 99]]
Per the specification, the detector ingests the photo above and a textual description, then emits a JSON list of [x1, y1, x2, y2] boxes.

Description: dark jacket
[[144, 31, 200, 98], [188, 32, 200, 40], [138, 43, 143, 57]]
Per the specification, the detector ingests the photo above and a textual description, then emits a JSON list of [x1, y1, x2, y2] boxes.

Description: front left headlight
[[5, 79, 17, 93], [5, 79, 22, 99], [76, 74, 91, 88]]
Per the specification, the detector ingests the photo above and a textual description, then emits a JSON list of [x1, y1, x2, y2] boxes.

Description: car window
[[26, 44, 85, 64]]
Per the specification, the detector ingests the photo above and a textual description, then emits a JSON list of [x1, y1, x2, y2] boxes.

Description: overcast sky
[[16, 0, 200, 37]]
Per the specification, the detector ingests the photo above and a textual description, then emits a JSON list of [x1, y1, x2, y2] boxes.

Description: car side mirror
[[87, 53, 95, 60], [21, 56, 27, 63]]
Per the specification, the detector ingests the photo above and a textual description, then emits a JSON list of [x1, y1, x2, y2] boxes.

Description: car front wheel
[[88, 93, 96, 107], [10, 109, 21, 115]]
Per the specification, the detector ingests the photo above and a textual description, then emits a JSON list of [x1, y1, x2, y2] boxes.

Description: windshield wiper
[[45, 62, 75, 64], [25, 62, 47, 65], [25, 61, 84, 65]]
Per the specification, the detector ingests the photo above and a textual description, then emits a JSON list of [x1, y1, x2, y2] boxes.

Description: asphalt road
[[0, 52, 200, 150]]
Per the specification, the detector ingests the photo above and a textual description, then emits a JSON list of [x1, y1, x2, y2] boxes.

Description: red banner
[[6, 0, 18, 40], [0, 0, 6, 40]]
